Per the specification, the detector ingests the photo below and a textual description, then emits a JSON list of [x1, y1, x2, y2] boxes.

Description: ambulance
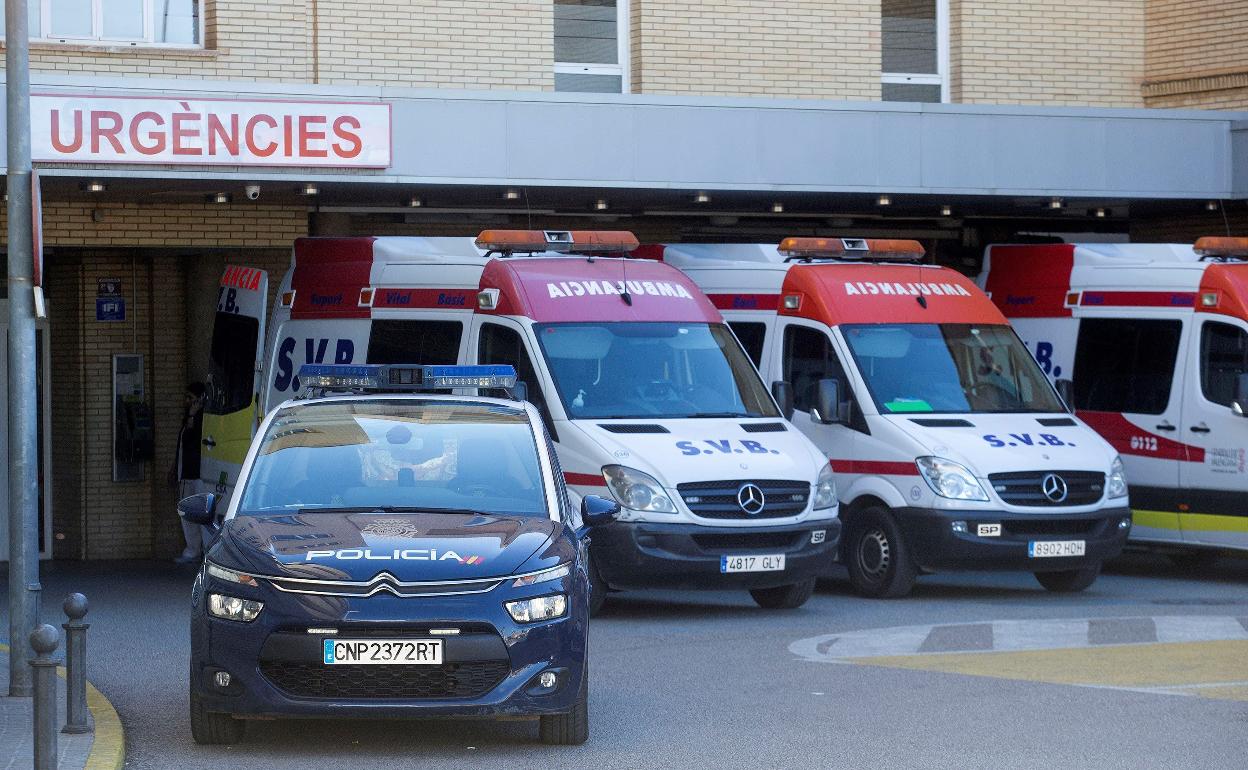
[[199, 230, 840, 612], [980, 237, 1248, 564], [659, 238, 1131, 597]]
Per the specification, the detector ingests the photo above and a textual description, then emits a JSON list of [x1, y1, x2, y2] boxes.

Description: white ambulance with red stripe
[[980, 236, 1248, 564], [205, 230, 840, 612], [660, 238, 1130, 597]]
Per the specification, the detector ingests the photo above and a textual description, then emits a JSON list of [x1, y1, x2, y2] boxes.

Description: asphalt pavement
[[3, 553, 1247, 770]]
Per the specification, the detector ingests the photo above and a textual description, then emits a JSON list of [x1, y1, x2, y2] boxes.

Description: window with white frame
[[554, 0, 627, 93], [0, 0, 202, 46], [881, 0, 947, 103]]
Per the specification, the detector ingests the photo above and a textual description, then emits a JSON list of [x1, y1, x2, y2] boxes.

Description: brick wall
[[1144, 1, 1248, 108], [951, 0, 1145, 106], [629, 0, 879, 100]]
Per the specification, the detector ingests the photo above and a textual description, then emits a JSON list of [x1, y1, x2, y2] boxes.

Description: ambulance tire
[[749, 577, 816, 609], [587, 557, 608, 617], [846, 506, 917, 599], [539, 664, 589, 745], [1034, 564, 1100, 593], [190, 693, 245, 745]]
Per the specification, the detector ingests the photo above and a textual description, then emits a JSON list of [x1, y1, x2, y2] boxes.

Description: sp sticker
[[977, 523, 1002, 538], [811, 530, 826, 544], [982, 433, 1075, 448], [676, 440, 781, 456]]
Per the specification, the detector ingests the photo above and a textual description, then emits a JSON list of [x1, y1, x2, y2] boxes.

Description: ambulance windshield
[[535, 322, 779, 420], [842, 323, 1065, 414]]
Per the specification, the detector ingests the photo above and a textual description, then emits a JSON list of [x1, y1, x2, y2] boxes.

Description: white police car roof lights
[[297, 364, 519, 398]]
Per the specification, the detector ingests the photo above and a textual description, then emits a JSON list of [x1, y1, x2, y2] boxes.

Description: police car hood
[[883, 412, 1117, 475], [210, 511, 560, 582]]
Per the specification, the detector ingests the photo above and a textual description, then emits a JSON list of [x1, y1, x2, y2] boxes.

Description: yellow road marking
[[852, 640, 1248, 701]]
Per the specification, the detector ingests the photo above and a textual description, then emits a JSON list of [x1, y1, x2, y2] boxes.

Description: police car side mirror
[[1232, 374, 1248, 417], [771, 381, 795, 421], [811, 378, 845, 425], [580, 495, 620, 527], [178, 493, 218, 526], [1055, 378, 1075, 413]]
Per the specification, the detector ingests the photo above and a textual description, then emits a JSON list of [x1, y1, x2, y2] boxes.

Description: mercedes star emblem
[[1041, 473, 1069, 503], [736, 483, 766, 515]]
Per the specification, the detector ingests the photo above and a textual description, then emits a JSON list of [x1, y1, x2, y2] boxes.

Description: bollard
[[62, 593, 91, 734], [29, 623, 59, 770]]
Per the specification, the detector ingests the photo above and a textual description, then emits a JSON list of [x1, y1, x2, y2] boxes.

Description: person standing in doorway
[[170, 382, 208, 564]]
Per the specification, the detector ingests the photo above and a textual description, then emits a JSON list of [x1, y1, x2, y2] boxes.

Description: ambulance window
[[367, 320, 462, 365], [1200, 321, 1248, 407], [1073, 318, 1181, 415], [729, 322, 766, 368], [478, 323, 556, 437], [206, 311, 259, 416], [783, 325, 850, 413]]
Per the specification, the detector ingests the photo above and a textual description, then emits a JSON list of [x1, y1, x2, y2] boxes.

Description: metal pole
[[6, 0, 41, 697], [29, 623, 58, 770], [62, 593, 91, 734]]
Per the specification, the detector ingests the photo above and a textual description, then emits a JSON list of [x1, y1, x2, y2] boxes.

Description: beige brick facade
[[1145, 1, 1248, 108]]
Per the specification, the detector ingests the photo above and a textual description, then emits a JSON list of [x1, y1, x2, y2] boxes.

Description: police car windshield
[[842, 323, 1066, 414], [534, 322, 779, 420], [236, 401, 549, 516]]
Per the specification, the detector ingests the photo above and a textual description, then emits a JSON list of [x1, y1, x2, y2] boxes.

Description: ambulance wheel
[[1168, 551, 1219, 571], [1034, 564, 1100, 593], [539, 666, 589, 745], [846, 507, 916, 599], [587, 557, 608, 617], [749, 578, 816, 609], [190, 693, 245, 745]]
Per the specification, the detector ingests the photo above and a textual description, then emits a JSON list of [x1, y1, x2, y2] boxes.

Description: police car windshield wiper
[[295, 506, 487, 516]]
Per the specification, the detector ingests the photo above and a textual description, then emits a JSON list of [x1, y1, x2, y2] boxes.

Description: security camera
[[244, 184, 261, 201]]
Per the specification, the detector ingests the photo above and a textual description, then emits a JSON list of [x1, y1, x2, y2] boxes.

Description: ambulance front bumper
[[894, 506, 1131, 572], [590, 519, 839, 590]]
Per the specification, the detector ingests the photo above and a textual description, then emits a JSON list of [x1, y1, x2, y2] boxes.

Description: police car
[[180, 363, 617, 745]]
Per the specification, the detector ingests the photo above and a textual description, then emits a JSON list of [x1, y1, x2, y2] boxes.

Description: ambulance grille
[[260, 660, 510, 700], [677, 480, 810, 519], [988, 471, 1105, 507], [740, 423, 787, 433], [597, 423, 669, 434]]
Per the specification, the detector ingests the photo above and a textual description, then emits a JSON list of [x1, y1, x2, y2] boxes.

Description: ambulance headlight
[[916, 457, 989, 502], [505, 594, 567, 623], [813, 464, 838, 510], [1107, 456, 1128, 499], [207, 593, 264, 623], [601, 466, 677, 513]]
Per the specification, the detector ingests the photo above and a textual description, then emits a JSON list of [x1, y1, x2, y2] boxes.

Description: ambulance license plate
[[1028, 540, 1086, 558], [323, 639, 443, 665], [720, 554, 785, 573]]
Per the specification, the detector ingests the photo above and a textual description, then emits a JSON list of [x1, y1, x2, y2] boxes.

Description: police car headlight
[[601, 466, 677, 513], [208, 593, 264, 622], [512, 563, 570, 588], [505, 594, 567, 623], [1107, 456, 1128, 499], [916, 456, 989, 502], [206, 562, 259, 587], [813, 463, 838, 510]]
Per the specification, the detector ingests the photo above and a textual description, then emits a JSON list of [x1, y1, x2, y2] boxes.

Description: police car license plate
[[1028, 540, 1086, 558], [720, 554, 785, 573], [323, 639, 443, 665]]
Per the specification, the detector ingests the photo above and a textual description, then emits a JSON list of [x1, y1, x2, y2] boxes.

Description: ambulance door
[[726, 316, 773, 373], [776, 318, 859, 471], [1071, 315, 1186, 543], [473, 318, 559, 440], [1178, 316, 1248, 549], [200, 267, 268, 495]]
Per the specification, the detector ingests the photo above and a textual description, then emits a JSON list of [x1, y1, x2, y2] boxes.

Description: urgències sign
[[31, 94, 391, 168]]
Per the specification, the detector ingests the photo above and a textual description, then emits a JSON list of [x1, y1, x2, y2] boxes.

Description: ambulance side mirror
[[1232, 374, 1248, 417], [771, 381, 795, 421], [811, 378, 845, 425], [178, 493, 218, 526], [1055, 378, 1075, 413]]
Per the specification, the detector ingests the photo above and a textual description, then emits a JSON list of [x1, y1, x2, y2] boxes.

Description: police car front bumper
[[893, 505, 1131, 573], [590, 518, 840, 591]]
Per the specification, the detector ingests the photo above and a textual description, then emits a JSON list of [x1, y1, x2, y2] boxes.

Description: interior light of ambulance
[[279, 290, 296, 308], [358, 287, 375, 307], [477, 288, 500, 310], [777, 237, 925, 261], [1194, 236, 1248, 257], [475, 229, 641, 254]]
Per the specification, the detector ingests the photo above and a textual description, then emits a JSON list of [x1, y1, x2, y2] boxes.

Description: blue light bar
[[298, 364, 382, 390], [424, 365, 517, 389], [296, 364, 517, 394]]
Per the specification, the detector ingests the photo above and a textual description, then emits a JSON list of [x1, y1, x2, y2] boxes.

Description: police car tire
[[189, 694, 245, 745], [1033, 564, 1100, 593], [539, 667, 589, 745], [587, 557, 608, 617], [749, 577, 816, 609], [846, 507, 916, 599]]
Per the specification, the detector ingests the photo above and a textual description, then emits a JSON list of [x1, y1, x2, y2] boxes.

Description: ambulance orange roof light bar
[[778, 237, 926, 263], [1194, 236, 1248, 261], [475, 230, 640, 257]]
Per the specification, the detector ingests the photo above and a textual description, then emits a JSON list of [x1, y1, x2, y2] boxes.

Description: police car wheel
[[587, 557, 608, 617], [1034, 564, 1100, 593], [846, 507, 916, 599], [189, 693, 245, 745], [749, 577, 816, 609], [539, 666, 589, 745]]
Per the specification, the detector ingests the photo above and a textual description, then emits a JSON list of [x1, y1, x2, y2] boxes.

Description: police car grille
[[259, 660, 511, 700], [988, 471, 1105, 507], [676, 480, 809, 519]]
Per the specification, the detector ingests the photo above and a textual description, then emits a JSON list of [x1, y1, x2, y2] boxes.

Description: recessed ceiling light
[[1049, 197, 1064, 210], [940, 204, 953, 217], [694, 191, 710, 204], [771, 202, 784, 213], [86, 181, 106, 193], [594, 199, 609, 211], [301, 183, 319, 196], [212, 192, 231, 204], [504, 188, 521, 201], [408, 196, 423, 208], [877, 194, 892, 206], [1206, 200, 1219, 212]]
